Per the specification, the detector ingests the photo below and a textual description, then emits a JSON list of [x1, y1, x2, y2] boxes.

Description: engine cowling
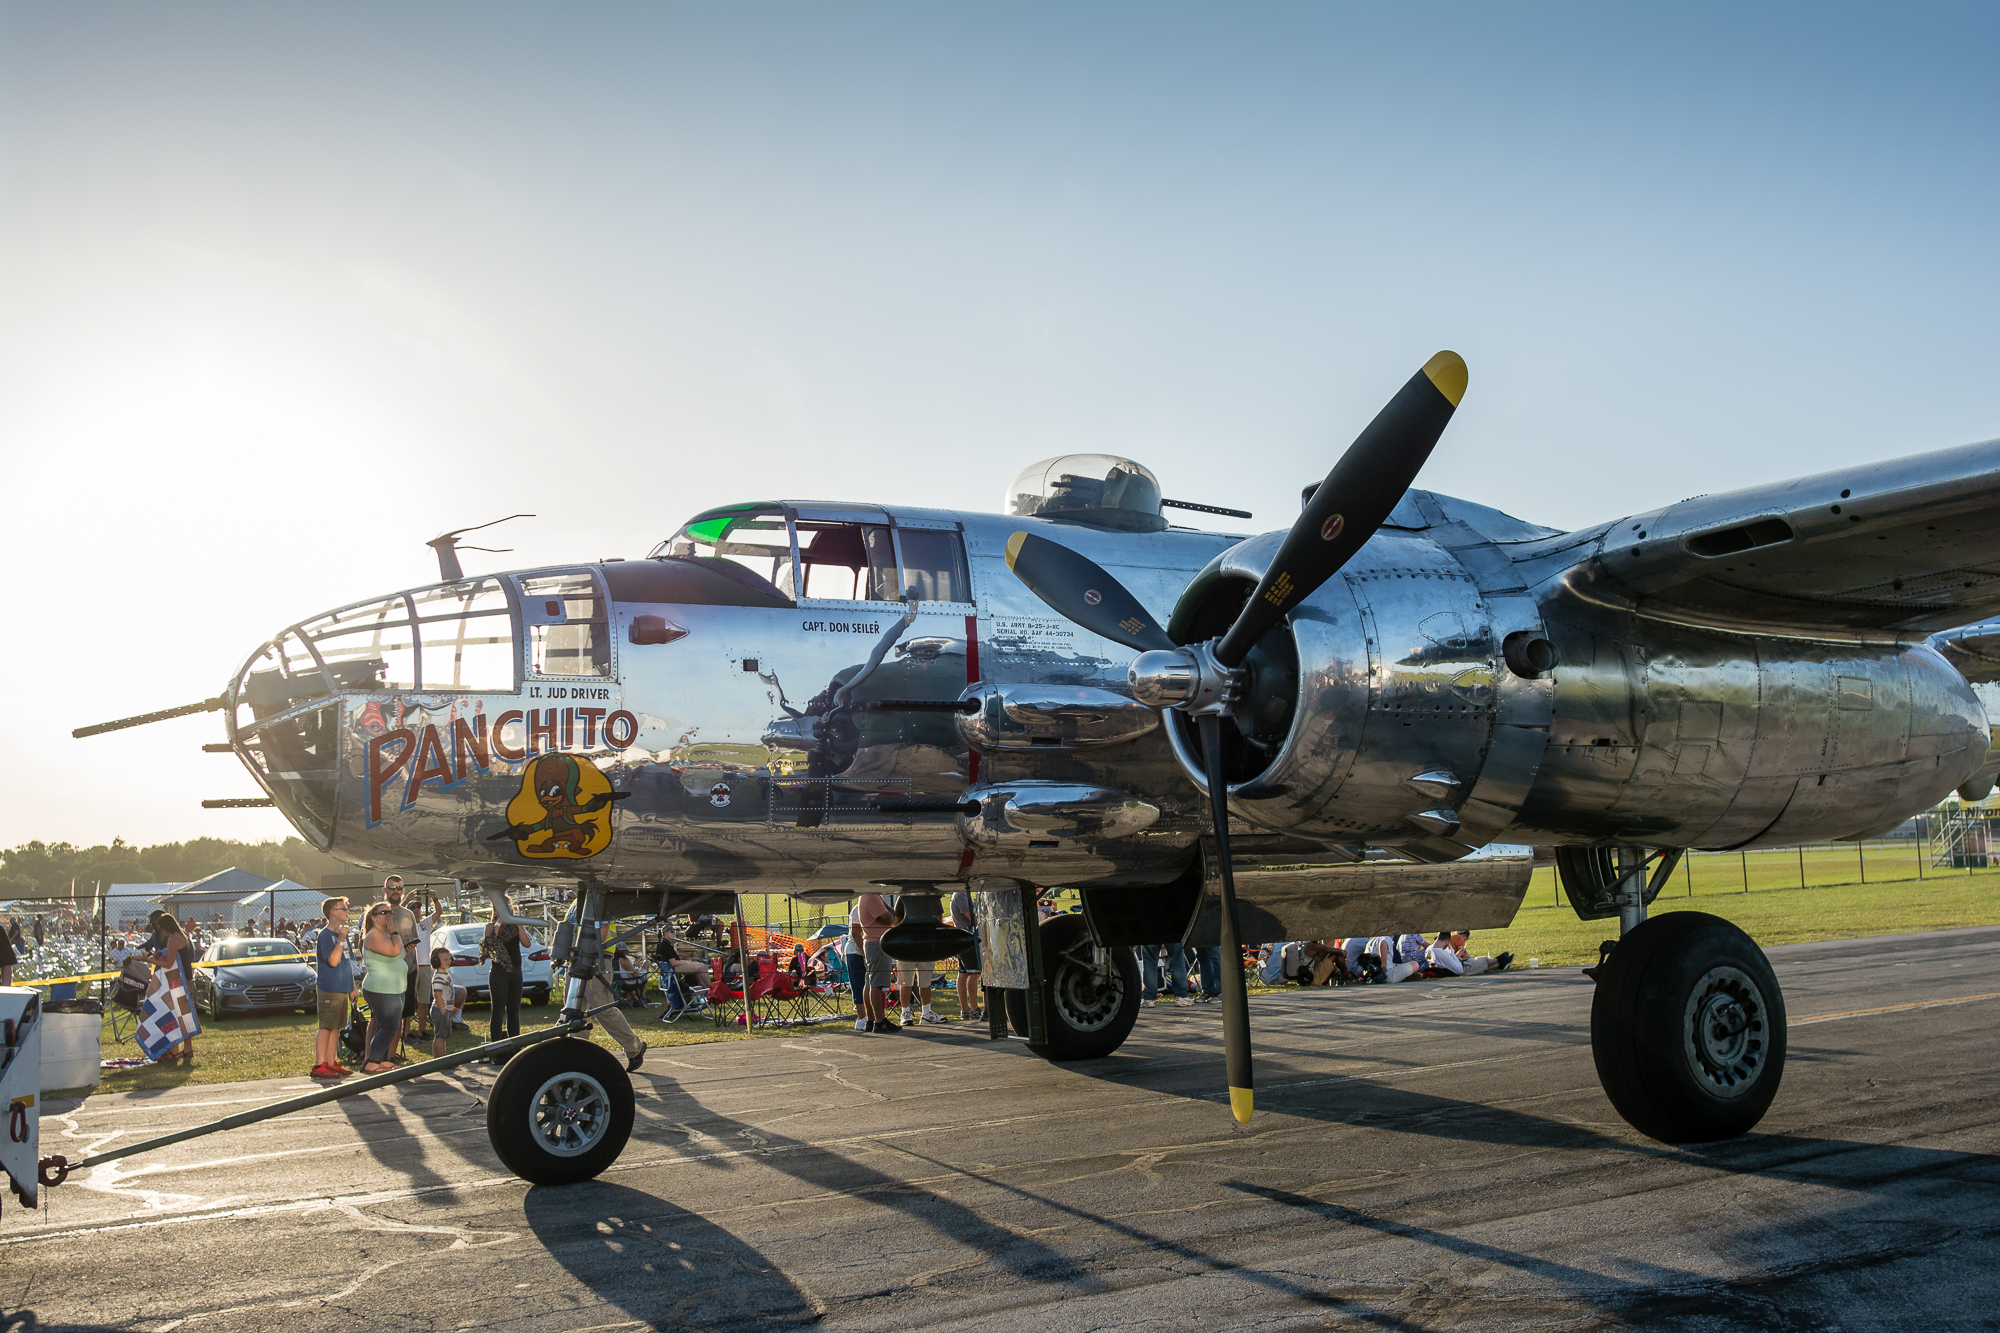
[[1151, 527, 1555, 859]]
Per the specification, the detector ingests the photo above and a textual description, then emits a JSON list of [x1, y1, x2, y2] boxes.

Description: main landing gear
[[1005, 913, 1142, 1061], [1590, 909, 1787, 1143]]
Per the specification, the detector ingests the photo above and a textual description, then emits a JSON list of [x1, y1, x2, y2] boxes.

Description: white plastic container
[[40, 1010, 102, 1093]]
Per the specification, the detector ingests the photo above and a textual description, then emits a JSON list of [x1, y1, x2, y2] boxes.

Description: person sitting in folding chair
[[613, 948, 648, 1006]]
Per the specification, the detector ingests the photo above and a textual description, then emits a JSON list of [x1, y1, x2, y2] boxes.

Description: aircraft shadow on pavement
[[1231, 1172, 2000, 1329], [521, 1077, 1104, 1326], [523, 1181, 821, 1329], [1066, 1034, 2000, 1189], [335, 1077, 491, 1189]]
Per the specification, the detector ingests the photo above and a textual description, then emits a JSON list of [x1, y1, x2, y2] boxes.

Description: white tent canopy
[[234, 880, 323, 930]]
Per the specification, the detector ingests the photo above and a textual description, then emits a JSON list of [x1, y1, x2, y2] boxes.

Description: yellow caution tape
[[23, 952, 313, 989]]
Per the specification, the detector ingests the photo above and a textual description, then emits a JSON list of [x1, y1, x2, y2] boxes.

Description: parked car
[[436, 921, 553, 1006], [190, 936, 317, 1021]]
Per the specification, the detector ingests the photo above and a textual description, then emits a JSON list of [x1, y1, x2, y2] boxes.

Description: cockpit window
[[656, 505, 970, 605], [784, 522, 899, 601], [519, 573, 611, 677], [654, 506, 794, 586]]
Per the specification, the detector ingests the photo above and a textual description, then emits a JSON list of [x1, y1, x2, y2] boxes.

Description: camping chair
[[703, 969, 747, 1028], [750, 966, 819, 1026], [655, 960, 697, 1023], [106, 956, 151, 1046]]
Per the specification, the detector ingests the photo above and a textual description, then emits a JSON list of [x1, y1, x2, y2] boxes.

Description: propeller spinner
[[1004, 351, 1468, 1123]]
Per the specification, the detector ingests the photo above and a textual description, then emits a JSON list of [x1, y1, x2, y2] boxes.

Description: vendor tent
[[235, 880, 322, 931]]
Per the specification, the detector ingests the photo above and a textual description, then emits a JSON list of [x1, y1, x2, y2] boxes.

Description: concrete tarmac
[[9, 925, 2000, 1331]]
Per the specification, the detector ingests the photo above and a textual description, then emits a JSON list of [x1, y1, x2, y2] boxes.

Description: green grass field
[[58, 840, 2000, 1095], [80, 984, 895, 1094], [1486, 857, 2000, 967]]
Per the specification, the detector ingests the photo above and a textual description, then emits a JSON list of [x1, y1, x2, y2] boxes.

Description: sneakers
[[901, 1010, 914, 1027], [1175, 996, 1196, 1008], [310, 1063, 346, 1080], [877, 1016, 903, 1033], [1492, 952, 1515, 973], [920, 1010, 948, 1025], [854, 1018, 869, 1033], [627, 1042, 647, 1073], [1194, 993, 1217, 1004]]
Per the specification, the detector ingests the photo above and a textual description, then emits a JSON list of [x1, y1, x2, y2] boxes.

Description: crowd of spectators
[[1256, 932, 1513, 987]]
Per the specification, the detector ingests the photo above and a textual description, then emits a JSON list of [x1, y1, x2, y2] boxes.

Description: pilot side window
[[519, 573, 611, 677], [782, 523, 899, 602]]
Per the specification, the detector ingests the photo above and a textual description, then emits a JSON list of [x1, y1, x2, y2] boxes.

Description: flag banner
[[136, 967, 202, 1061]]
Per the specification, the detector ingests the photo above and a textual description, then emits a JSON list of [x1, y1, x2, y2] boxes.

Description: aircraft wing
[[1557, 437, 2000, 636]]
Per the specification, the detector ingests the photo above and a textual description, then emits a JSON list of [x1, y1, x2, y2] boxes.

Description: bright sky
[[2, 2, 1995, 848]]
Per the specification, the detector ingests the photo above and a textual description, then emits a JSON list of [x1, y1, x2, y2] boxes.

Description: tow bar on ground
[[21, 1000, 619, 1202]]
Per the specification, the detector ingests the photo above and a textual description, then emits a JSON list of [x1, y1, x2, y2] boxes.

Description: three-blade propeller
[[1004, 351, 1467, 1123]]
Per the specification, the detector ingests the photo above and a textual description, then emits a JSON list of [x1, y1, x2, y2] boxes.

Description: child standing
[[429, 946, 458, 1059]]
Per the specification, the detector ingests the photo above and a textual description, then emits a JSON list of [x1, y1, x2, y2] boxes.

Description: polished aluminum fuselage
[[231, 491, 1989, 895]]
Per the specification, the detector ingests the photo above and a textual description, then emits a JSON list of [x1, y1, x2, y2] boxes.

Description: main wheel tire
[[1004, 914, 1141, 1061], [1591, 910, 1786, 1143], [486, 1037, 635, 1185]]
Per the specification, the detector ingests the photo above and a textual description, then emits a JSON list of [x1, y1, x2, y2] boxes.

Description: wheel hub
[[1681, 965, 1768, 1099], [1051, 950, 1124, 1033], [530, 1071, 612, 1156]]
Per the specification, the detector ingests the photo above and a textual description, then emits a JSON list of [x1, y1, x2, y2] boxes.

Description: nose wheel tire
[[486, 1037, 635, 1185], [1005, 913, 1141, 1061], [1590, 911, 1786, 1143]]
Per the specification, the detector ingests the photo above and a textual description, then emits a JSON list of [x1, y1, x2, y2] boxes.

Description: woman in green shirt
[[360, 903, 409, 1073]]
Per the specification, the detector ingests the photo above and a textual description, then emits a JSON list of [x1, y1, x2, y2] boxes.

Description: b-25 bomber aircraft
[[77, 351, 2000, 1186]]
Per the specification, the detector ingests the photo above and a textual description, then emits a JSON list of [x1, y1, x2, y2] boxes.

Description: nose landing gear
[[487, 1037, 635, 1185], [1590, 911, 1787, 1143]]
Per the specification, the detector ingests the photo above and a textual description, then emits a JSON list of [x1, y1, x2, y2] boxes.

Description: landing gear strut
[[1005, 914, 1141, 1061], [1590, 911, 1786, 1142]]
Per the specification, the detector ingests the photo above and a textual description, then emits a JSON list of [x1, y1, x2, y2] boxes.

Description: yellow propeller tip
[[1004, 531, 1028, 568], [1421, 351, 1468, 408], [1229, 1086, 1253, 1123]]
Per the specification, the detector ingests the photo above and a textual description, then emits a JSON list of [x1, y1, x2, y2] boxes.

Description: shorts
[[862, 939, 893, 989], [956, 944, 982, 973], [317, 990, 349, 1031], [414, 965, 434, 1010], [894, 959, 934, 987]]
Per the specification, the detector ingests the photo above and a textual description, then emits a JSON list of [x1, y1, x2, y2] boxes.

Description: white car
[[433, 921, 554, 1007]]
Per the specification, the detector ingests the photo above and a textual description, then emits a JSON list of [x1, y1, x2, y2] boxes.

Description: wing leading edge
[[1559, 437, 2000, 636]]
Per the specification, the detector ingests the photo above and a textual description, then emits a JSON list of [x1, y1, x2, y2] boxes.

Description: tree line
[[0, 836, 353, 902]]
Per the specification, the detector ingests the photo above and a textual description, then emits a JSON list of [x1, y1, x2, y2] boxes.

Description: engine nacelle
[[1159, 527, 1549, 859], [1162, 525, 1992, 856]]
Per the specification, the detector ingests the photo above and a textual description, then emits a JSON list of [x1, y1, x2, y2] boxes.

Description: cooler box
[[41, 999, 102, 1093]]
